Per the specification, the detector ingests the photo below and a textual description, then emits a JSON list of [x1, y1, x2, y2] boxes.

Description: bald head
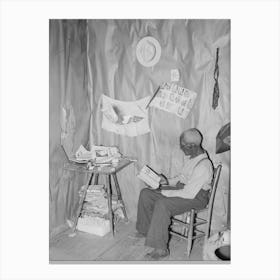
[[180, 128, 203, 146], [179, 128, 204, 158]]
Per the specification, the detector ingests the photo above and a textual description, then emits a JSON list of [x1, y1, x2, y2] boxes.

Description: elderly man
[[135, 128, 214, 260]]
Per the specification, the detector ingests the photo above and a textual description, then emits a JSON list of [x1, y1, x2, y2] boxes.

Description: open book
[[137, 165, 161, 189]]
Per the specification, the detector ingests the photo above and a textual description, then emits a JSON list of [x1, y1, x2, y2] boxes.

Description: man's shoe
[[145, 248, 169, 260]]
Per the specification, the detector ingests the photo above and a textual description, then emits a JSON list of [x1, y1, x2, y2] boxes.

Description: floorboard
[[49, 221, 205, 263]]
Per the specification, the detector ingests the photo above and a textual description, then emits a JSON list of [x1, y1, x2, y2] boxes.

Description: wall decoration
[[136, 36, 161, 67], [150, 82, 197, 119], [212, 48, 220, 110], [171, 69, 180, 82], [101, 95, 150, 137]]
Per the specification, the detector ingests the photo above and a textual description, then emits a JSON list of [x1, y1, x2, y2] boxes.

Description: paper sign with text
[[150, 83, 197, 119]]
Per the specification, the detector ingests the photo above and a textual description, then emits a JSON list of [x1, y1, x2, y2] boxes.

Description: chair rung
[[196, 217, 207, 222], [170, 230, 205, 240], [172, 218, 206, 227], [170, 231, 188, 240], [172, 219, 190, 226], [192, 233, 205, 239], [194, 229, 205, 234], [193, 221, 207, 226]]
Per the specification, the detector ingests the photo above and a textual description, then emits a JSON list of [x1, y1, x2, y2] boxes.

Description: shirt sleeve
[[168, 176, 182, 185], [162, 161, 213, 199]]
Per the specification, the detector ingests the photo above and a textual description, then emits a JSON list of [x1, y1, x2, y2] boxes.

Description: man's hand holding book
[[155, 174, 185, 192]]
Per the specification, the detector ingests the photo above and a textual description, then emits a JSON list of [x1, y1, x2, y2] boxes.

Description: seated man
[[135, 128, 214, 260]]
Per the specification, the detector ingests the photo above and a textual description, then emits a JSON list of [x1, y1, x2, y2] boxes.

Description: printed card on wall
[[101, 95, 150, 137], [150, 83, 197, 119]]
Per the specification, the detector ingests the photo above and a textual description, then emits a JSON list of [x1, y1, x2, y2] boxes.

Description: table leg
[[93, 173, 99, 185], [72, 172, 94, 233], [112, 173, 128, 222], [106, 175, 114, 237]]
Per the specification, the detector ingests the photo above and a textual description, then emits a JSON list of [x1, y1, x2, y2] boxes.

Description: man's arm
[[159, 174, 169, 185], [153, 175, 184, 192], [161, 162, 213, 199], [160, 181, 185, 190]]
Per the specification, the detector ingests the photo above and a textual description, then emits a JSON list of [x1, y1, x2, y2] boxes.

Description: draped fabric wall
[[49, 19, 230, 236]]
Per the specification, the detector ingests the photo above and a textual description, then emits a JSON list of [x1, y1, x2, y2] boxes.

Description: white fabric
[[101, 95, 150, 137], [161, 153, 213, 199]]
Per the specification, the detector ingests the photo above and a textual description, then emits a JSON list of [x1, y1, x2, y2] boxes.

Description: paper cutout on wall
[[101, 95, 150, 137], [150, 82, 197, 119]]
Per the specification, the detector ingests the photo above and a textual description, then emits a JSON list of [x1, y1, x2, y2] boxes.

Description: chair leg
[[182, 212, 191, 236], [181, 212, 188, 236], [187, 209, 195, 257]]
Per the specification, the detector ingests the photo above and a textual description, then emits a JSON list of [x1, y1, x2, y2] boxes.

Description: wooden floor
[[49, 220, 205, 263]]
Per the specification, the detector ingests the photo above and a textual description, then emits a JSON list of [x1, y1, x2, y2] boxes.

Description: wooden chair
[[170, 164, 222, 257]]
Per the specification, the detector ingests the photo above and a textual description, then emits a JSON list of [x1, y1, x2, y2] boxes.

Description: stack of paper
[[137, 165, 161, 189], [79, 185, 122, 218], [75, 145, 121, 163], [75, 145, 96, 161], [77, 216, 110, 236]]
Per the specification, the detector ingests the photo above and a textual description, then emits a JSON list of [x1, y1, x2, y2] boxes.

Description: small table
[[64, 158, 133, 237]]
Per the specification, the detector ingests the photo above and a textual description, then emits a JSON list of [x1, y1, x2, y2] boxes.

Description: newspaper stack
[[75, 145, 96, 161], [75, 145, 122, 164], [79, 185, 124, 219], [77, 184, 125, 236]]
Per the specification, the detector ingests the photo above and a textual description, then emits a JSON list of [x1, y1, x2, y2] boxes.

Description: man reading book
[[135, 128, 214, 260]]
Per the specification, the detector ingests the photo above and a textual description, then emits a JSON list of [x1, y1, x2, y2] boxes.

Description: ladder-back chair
[[170, 164, 222, 257]]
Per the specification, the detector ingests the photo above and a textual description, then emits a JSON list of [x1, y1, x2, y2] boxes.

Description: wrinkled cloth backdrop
[[49, 19, 230, 237]]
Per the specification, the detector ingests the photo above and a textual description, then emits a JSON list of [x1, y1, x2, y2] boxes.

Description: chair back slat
[[205, 164, 222, 239]]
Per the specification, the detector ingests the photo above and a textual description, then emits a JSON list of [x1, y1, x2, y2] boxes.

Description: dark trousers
[[136, 188, 209, 250]]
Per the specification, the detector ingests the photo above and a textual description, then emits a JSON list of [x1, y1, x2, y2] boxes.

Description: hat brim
[[136, 36, 161, 67]]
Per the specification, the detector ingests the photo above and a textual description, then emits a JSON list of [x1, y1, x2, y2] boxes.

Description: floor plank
[[49, 221, 204, 263]]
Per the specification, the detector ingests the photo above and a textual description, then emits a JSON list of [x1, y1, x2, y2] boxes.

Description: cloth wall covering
[[49, 19, 230, 236]]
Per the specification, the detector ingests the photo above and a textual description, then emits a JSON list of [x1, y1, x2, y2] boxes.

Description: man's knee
[[154, 199, 169, 214], [139, 188, 152, 199]]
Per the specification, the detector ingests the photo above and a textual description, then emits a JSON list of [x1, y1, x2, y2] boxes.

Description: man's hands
[[153, 174, 185, 193], [153, 174, 168, 193], [154, 180, 185, 192], [175, 181, 185, 189]]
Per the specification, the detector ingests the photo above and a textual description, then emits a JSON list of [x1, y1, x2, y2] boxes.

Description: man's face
[[180, 139, 196, 156]]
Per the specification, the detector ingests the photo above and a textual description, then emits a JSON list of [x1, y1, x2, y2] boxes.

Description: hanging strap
[[192, 156, 212, 191], [193, 156, 209, 170], [212, 48, 220, 110]]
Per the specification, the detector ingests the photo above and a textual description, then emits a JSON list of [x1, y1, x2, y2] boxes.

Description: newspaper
[[137, 165, 161, 189], [75, 145, 121, 163]]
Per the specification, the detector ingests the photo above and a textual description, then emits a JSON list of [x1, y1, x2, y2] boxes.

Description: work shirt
[[161, 153, 213, 199]]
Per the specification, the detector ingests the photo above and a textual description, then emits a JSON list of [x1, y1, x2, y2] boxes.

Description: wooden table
[[64, 158, 133, 237]]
